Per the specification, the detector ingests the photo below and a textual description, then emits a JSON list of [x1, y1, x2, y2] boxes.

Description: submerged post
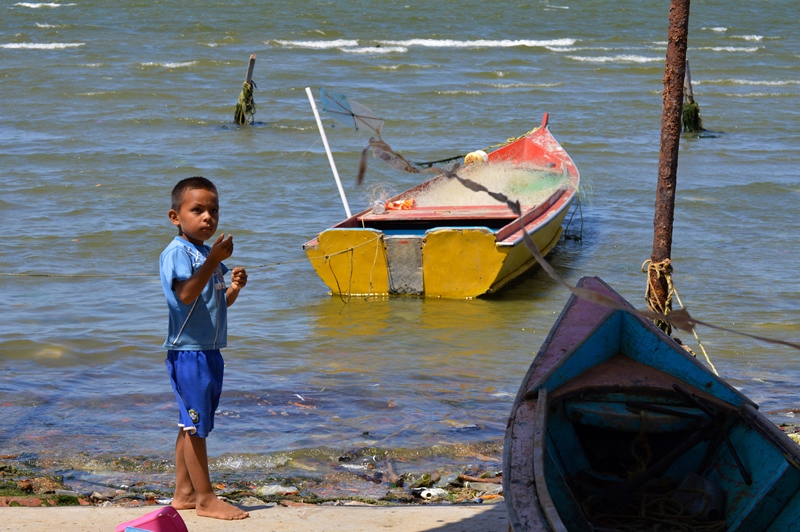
[[648, 0, 691, 333], [682, 59, 703, 132], [234, 54, 257, 125]]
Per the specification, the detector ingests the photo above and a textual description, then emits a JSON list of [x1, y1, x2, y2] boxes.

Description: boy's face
[[168, 188, 219, 246]]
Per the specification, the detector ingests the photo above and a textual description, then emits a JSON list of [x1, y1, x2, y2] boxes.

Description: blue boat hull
[[504, 277, 800, 531]]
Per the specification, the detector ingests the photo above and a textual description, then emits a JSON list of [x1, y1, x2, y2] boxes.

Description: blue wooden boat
[[503, 277, 800, 531]]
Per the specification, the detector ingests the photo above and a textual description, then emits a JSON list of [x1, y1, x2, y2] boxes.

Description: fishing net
[[320, 88, 384, 137], [410, 161, 573, 208], [360, 182, 398, 212]]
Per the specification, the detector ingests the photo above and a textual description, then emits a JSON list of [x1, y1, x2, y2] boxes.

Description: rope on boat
[[0, 239, 383, 279], [584, 491, 726, 532], [642, 259, 718, 376], [563, 197, 584, 241], [322, 235, 384, 303]]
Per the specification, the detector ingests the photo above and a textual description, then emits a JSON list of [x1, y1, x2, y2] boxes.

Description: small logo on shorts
[[188, 409, 199, 423]]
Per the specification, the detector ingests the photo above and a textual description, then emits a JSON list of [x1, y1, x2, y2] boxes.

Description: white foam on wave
[[36, 22, 62, 27], [697, 46, 760, 53], [548, 46, 616, 52], [703, 27, 728, 32], [486, 82, 561, 88], [731, 35, 763, 41], [436, 90, 482, 95], [567, 54, 661, 63], [274, 39, 359, 49], [378, 64, 434, 70], [15, 2, 74, 6], [544, 4, 570, 9], [1, 42, 83, 49], [378, 38, 577, 48], [340, 46, 408, 54], [696, 78, 799, 87], [140, 61, 198, 68], [726, 92, 794, 98]]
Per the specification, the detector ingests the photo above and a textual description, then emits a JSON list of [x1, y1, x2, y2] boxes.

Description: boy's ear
[[168, 209, 181, 227]]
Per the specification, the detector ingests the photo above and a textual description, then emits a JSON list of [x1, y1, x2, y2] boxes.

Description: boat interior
[[531, 312, 800, 531], [355, 205, 520, 233]]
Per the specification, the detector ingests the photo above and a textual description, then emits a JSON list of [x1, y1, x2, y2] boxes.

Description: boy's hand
[[209, 233, 234, 263], [230, 267, 248, 291]]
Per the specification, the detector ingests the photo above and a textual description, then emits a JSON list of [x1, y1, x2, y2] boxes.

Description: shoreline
[[0, 503, 509, 532]]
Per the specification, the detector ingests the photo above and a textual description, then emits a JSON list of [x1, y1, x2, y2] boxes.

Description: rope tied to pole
[[643, 258, 674, 318], [641, 259, 718, 375]]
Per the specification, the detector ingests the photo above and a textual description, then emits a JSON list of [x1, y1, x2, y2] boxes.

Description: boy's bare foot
[[196, 497, 249, 520]]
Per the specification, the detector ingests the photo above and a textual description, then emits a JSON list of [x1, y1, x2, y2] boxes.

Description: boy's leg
[[182, 433, 249, 520], [172, 430, 196, 510]]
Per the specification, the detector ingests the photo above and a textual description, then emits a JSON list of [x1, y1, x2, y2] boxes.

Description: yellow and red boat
[[303, 113, 580, 298]]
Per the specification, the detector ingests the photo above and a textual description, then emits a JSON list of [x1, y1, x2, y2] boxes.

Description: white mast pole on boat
[[305, 87, 352, 218]]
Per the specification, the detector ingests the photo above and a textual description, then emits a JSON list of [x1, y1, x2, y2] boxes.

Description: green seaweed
[[682, 101, 703, 133]]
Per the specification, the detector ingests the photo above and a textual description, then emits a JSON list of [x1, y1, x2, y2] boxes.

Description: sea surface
[[1, 0, 799, 495]]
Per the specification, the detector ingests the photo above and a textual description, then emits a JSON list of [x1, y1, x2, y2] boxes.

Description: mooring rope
[[643, 258, 674, 317], [641, 258, 718, 376]]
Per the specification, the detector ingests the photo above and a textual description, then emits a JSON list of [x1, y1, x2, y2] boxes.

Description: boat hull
[[304, 115, 579, 298], [504, 277, 800, 531]]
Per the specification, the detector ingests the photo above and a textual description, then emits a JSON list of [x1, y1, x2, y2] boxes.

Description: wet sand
[[0, 503, 508, 532]]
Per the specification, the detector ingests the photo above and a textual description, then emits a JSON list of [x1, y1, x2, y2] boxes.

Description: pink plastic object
[[114, 506, 188, 532]]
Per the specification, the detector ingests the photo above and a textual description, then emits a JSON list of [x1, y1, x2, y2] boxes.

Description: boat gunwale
[[521, 308, 753, 410], [303, 119, 580, 249]]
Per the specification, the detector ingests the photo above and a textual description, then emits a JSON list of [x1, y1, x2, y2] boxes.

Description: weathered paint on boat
[[504, 277, 800, 531], [303, 114, 580, 298]]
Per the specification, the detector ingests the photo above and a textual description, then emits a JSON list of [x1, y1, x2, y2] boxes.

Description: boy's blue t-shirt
[[160, 236, 229, 350]]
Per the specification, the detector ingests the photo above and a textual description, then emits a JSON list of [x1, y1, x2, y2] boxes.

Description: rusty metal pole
[[649, 0, 690, 332]]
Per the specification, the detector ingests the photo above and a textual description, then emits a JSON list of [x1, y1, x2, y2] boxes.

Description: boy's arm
[[226, 267, 247, 307], [173, 234, 233, 305]]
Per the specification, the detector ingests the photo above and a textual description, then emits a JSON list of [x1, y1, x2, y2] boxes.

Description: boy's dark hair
[[171, 176, 217, 211]]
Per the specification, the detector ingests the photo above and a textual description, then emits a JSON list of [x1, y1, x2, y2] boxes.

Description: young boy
[[159, 176, 249, 520]]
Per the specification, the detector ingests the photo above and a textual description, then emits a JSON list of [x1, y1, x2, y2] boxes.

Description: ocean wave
[[548, 46, 617, 52], [140, 61, 198, 68], [14, 2, 74, 6], [544, 4, 570, 9], [378, 38, 577, 48], [703, 26, 728, 32], [378, 64, 435, 70], [731, 35, 763, 41], [567, 54, 661, 63], [435, 90, 482, 95], [1, 42, 84, 49], [696, 46, 760, 53], [695, 79, 799, 87], [725, 92, 796, 98], [484, 82, 561, 88], [35, 22, 62, 27], [274, 39, 359, 49], [340, 46, 408, 54]]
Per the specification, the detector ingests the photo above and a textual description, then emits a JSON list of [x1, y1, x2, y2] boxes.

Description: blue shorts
[[165, 349, 224, 438]]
